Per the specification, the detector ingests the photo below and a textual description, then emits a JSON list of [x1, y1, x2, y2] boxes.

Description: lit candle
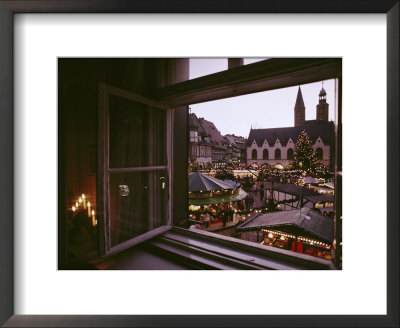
[[91, 210, 95, 226], [72, 206, 76, 212], [87, 202, 91, 217], [75, 201, 79, 208], [79, 197, 82, 207], [82, 194, 86, 209]]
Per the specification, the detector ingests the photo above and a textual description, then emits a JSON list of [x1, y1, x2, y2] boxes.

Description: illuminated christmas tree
[[293, 130, 318, 173]]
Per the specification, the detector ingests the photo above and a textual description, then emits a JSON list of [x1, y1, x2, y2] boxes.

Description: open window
[[59, 58, 341, 270], [97, 83, 173, 256]]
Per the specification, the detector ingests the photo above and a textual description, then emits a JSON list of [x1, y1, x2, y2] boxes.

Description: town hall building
[[246, 85, 335, 169]]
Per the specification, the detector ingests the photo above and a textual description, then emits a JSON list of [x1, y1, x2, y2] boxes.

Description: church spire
[[294, 86, 305, 126], [295, 86, 305, 109], [319, 82, 327, 104]]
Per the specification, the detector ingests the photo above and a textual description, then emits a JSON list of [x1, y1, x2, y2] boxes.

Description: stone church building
[[246, 85, 335, 169]]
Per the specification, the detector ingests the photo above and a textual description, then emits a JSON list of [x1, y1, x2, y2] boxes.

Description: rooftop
[[247, 120, 334, 147], [237, 208, 334, 243]]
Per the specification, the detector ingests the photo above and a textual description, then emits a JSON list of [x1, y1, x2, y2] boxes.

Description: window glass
[[275, 148, 281, 160], [99, 84, 171, 255], [316, 147, 323, 160], [109, 96, 166, 168], [109, 170, 167, 246], [287, 148, 294, 160], [263, 149, 269, 160], [252, 149, 257, 159]]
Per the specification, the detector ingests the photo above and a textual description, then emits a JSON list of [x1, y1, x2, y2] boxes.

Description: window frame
[[93, 59, 341, 266], [156, 58, 342, 268], [97, 82, 174, 257]]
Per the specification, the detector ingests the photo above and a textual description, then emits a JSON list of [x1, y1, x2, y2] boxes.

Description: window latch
[[119, 185, 129, 197]]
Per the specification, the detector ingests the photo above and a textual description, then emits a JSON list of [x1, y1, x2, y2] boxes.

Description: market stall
[[236, 207, 333, 260], [303, 195, 335, 217], [188, 172, 248, 228]]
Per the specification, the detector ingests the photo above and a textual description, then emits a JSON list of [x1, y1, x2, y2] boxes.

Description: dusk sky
[[189, 58, 335, 138]]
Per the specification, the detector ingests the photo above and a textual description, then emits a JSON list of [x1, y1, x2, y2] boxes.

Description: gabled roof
[[189, 113, 206, 135], [189, 113, 229, 149], [225, 134, 247, 150], [237, 208, 334, 243], [188, 113, 198, 127], [199, 117, 228, 149], [247, 120, 334, 147], [224, 135, 235, 144], [270, 182, 319, 197]]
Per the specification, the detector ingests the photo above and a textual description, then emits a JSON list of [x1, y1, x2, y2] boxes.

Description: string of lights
[[262, 228, 331, 248]]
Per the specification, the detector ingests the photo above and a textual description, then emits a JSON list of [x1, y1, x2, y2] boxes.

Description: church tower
[[316, 83, 329, 121], [294, 86, 305, 127]]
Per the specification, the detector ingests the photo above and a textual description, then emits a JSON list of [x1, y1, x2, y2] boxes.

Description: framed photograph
[[0, 1, 398, 327]]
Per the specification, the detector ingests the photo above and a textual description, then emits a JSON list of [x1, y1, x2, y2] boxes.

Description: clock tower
[[316, 83, 329, 122]]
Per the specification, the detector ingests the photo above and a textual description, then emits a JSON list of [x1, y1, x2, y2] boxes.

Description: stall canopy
[[189, 172, 234, 192], [222, 180, 241, 188], [262, 182, 319, 197], [303, 195, 335, 204], [323, 182, 335, 189], [189, 189, 248, 206], [188, 172, 247, 205], [236, 208, 333, 244]]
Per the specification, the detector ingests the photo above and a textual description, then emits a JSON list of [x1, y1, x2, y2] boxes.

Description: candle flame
[[72, 206, 76, 212], [82, 194, 85, 199]]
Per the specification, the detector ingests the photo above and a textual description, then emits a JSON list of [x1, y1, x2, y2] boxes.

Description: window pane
[[109, 170, 168, 246], [151, 106, 167, 166], [109, 95, 166, 168]]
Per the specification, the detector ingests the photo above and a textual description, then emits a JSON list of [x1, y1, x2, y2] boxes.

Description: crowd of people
[[190, 204, 235, 228], [189, 194, 261, 229]]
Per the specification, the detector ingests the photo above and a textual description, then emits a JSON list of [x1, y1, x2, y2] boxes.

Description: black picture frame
[[0, 1, 398, 327]]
